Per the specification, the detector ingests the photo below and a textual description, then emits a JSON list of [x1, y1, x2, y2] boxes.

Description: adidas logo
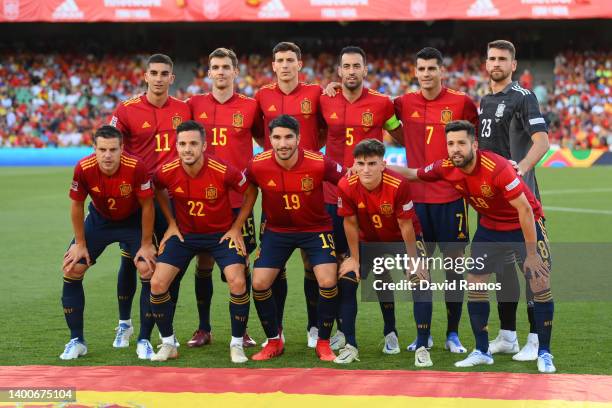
[[258, 0, 290, 18], [142, 121, 151, 129], [91, 186, 100, 193], [330, 112, 338, 119], [52, 0, 84, 20], [458, 232, 466, 239], [411, 111, 420, 118], [267, 180, 277, 187], [199, 112, 208, 119], [268, 105, 277, 112], [466, 0, 499, 17], [358, 202, 365, 209], [175, 186, 184, 193]]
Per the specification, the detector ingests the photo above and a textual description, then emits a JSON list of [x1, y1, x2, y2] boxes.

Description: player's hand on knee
[[137, 262, 154, 280], [220, 227, 246, 256], [62, 243, 91, 273], [414, 266, 430, 282], [134, 243, 157, 274], [523, 253, 549, 279], [159, 222, 184, 253], [339, 257, 360, 280]]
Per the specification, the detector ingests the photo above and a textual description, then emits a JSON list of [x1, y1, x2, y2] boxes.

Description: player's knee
[[317, 275, 337, 288], [65, 264, 87, 279], [150, 274, 169, 294], [251, 275, 269, 291], [528, 275, 551, 292], [228, 276, 246, 294], [136, 262, 153, 280], [467, 272, 489, 284]]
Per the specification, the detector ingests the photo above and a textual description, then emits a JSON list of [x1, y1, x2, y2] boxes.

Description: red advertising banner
[[1, 0, 610, 22]]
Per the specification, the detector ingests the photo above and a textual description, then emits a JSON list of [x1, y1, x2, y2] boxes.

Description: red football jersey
[[246, 149, 345, 233], [337, 169, 422, 242], [154, 155, 248, 234], [417, 151, 543, 231], [69, 153, 153, 221], [187, 92, 263, 208], [394, 88, 478, 204], [255, 82, 324, 151], [110, 95, 192, 175], [321, 88, 398, 204]]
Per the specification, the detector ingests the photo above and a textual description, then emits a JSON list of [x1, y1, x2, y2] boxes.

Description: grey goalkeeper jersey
[[478, 81, 548, 199]]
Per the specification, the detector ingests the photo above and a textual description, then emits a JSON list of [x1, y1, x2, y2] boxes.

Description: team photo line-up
[[59, 39, 555, 373]]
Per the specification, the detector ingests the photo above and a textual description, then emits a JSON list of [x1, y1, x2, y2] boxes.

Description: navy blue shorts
[[254, 229, 337, 269], [119, 199, 166, 258], [157, 232, 246, 272], [470, 218, 552, 276], [72, 203, 142, 265], [415, 198, 469, 255], [325, 203, 348, 255], [233, 208, 257, 255]]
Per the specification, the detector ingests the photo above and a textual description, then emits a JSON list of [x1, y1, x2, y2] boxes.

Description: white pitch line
[[544, 206, 612, 216], [540, 188, 612, 195]]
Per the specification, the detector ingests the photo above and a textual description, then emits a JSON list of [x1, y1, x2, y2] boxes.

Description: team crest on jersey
[[480, 184, 494, 198], [233, 112, 244, 128], [301, 98, 312, 114], [380, 203, 393, 216], [301, 176, 314, 192], [119, 183, 132, 197], [172, 115, 183, 129], [441, 108, 453, 124], [362, 111, 374, 127], [495, 102, 506, 118], [206, 186, 218, 200]]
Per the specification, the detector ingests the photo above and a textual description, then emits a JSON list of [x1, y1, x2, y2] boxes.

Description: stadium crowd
[[1, 50, 610, 148]]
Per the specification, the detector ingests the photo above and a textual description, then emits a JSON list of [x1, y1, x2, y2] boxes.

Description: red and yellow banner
[[1, 0, 610, 22]]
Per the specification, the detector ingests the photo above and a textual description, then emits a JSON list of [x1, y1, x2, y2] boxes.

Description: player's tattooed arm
[[509, 193, 549, 278], [220, 184, 258, 256], [63, 200, 91, 272], [339, 215, 360, 279], [134, 196, 156, 273]]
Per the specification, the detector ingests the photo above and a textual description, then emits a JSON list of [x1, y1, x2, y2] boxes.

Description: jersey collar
[[276, 82, 302, 96], [494, 81, 517, 96], [141, 94, 171, 109], [209, 92, 238, 105], [419, 87, 447, 102]]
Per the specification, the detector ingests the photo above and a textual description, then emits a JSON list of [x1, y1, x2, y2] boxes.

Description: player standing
[[393, 47, 478, 354], [110, 54, 191, 359], [397, 120, 555, 373], [60, 126, 156, 360], [320, 46, 403, 354], [246, 115, 345, 362], [186, 48, 262, 348], [478, 40, 550, 360], [255, 42, 327, 347], [336, 139, 433, 367], [150, 120, 257, 363]]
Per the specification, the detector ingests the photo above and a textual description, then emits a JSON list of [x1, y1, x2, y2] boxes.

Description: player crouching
[[60, 126, 157, 360], [337, 139, 433, 367], [150, 120, 257, 363]]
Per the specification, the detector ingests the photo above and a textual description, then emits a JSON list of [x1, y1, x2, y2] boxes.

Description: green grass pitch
[[1, 166, 611, 374]]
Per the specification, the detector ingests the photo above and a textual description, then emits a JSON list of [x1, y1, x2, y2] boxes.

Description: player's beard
[[343, 77, 362, 91], [452, 150, 474, 168], [489, 70, 511, 83], [275, 145, 297, 161]]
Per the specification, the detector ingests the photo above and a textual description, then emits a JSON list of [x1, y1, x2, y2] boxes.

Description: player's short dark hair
[[445, 120, 476, 140], [209, 48, 238, 69], [146, 53, 174, 70], [487, 40, 516, 60], [177, 120, 206, 142], [339, 46, 367, 66], [272, 42, 302, 61], [94, 125, 123, 144], [416, 47, 443, 66], [353, 138, 385, 159], [269, 114, 300, 136]]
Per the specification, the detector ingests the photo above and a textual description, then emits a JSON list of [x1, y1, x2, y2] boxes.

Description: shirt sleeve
[[336, 181, 356, 217], [69, 164, 88, 201], [153, 169, 167, 191], [394, 180, 417, 220], [463, 95, 479, 133], [520, 92, 548, 136], [496, 161, 524, 202], [323, 155, 346, 184], [134, 162, 154, 199], [109, 104, 129, 137], [383, 97, 401, 131], [416, 160, 444, 182], [225, 163, 249, 194], [245, 160, 259, 186]]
